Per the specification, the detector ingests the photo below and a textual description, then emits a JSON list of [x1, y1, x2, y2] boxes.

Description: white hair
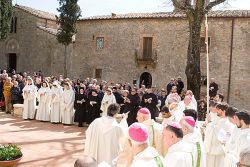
[[240, 147, 250, 166], [180, 119, 194, 133]]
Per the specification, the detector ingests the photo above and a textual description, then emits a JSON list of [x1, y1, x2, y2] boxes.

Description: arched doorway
[[139, 72, 152, 88]]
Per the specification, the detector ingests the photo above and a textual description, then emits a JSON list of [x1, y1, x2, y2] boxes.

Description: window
[[200, 37, 211, 52], [96, 37, 104, 49], [10, 17, 17, 33], [143, 37, 153, 59], [95, 69, 102, 78]]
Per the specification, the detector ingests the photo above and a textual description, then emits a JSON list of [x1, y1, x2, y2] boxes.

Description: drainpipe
[[227, 18, 234, 103]]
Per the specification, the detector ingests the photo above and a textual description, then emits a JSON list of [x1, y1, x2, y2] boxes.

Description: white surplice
[[142, 119, 165, 156], [84, 116, 127, 165], [36, 87, 51, 121], [165, 139, 194, 167], [61, 88, 75, 124], [224, 126, 240, 167], [178, 101, 196, 113], [204, 117, 234, 167], [100, 93, 116, 116], [22, 84, 37, 119], [50, 86, 63, 123], [183, 132, 206, 167], [130, 146, 167, 167]]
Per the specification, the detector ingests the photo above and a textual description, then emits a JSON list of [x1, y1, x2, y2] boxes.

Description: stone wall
[[0, 8, 64, 76]]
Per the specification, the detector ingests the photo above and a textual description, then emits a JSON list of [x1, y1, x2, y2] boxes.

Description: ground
[[0, 112, 86, 167]]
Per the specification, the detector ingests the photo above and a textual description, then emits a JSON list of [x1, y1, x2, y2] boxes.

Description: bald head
[[74, 156, 97, 167]]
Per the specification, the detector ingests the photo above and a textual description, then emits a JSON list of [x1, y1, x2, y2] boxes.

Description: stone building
[[0, 5, 67, 75], [0, 5, 250, 110]]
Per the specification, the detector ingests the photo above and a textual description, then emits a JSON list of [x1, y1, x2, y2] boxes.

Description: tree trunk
[[64, 44, 67, 78], [185, 14, 203, 100]]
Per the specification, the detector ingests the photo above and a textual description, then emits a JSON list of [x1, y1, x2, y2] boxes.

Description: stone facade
[[0, 5, 66, 76], [0, 5, 250, 110]]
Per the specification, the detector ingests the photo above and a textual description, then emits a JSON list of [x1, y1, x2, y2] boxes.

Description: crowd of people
[[1, 69, 250, 167], [0, 69, 189, 126]]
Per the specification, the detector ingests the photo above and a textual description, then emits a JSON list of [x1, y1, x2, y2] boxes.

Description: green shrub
[[0, 144, 22, 161]]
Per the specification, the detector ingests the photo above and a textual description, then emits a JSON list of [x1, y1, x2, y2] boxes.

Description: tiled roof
[[14, 4, 250, 21], [80, 10, 250, 21], [15, 4, 57, 21], [37, 26, 58, 35]]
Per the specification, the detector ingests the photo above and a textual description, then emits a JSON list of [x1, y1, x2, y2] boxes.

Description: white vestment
[[84, 116, 127, 165], [183, 133, 206, 167], [170, 107, 184, 123], [22, 84, 37, 119], [50, 86, 63, 123], [165, 139, 194, 167], [224, 126, 240, 167], [130, 147, 167, 167], [162, 116, 176, 127], [236, 128, 250, 157], [142, 119, 165, 156], [100, 93, 116, 116], [36, 87, 51, 121], [178, 101, 196, 113], [165, 93, 181, 104], [204, 117, 234, 167], [191, 95, 197, 111], [61, 88, 75, 124]]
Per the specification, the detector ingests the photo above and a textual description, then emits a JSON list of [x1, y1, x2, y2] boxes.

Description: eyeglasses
[[236, 162, 250, 167]]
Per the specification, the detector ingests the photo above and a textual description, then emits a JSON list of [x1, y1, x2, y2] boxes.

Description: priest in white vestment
[[100, 88, 116, 116], [22, 77, 37, 119], [180, 116, 206, 167], [223, 106, 240, 167], [136, 107, 165, 156], [36, 82, 51, 121], [84, 103, 128, 165], [204, 103, 233, 167], [164, 122, 194, 167], [61, 82, 75, 125], [232, 110, 250, 165], [50, 81, 63, 123], [185, 90, 197, 111], [178, 95, 196, 113], [128, 123, 167, 167]]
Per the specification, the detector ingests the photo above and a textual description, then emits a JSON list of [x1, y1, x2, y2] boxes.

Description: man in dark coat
[[112, 87, 123, 105], [166, 78, 176, 95], [158, 89, 167, 109], [177, 76, 184, 95], [141, 87, 158, 120]]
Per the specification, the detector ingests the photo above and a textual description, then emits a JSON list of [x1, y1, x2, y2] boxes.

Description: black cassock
[[124, 93, 140, 126], [74, 93, 88, 126], [87, 95, 101, 124], [141, 93, 158, 120]]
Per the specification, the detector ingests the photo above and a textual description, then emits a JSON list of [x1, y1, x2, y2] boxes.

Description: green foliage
[[0, 0, 12, 40], [56, 0, 81, 45], [0, 144, 22, 161]]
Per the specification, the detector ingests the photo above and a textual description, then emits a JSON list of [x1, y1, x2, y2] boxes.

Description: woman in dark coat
[[87, 90, 101, 124], [125, 88, 140, 126], [74, 87, 88, 127], [10, 81, 21, 105]]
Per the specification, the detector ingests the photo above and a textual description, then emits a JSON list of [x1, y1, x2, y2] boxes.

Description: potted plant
[[0, 144, 23, 167]]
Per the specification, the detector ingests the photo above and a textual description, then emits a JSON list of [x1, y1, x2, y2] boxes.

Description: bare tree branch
[[205, 0, 227, 12], [172, 0, 194, 12], [172, 0, 187, 11]]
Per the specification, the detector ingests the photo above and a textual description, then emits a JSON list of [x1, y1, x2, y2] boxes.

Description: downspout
[[227, 18, 234, 103]]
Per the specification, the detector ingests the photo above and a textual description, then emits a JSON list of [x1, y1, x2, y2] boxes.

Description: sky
[[13, 0, 250, 17]]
